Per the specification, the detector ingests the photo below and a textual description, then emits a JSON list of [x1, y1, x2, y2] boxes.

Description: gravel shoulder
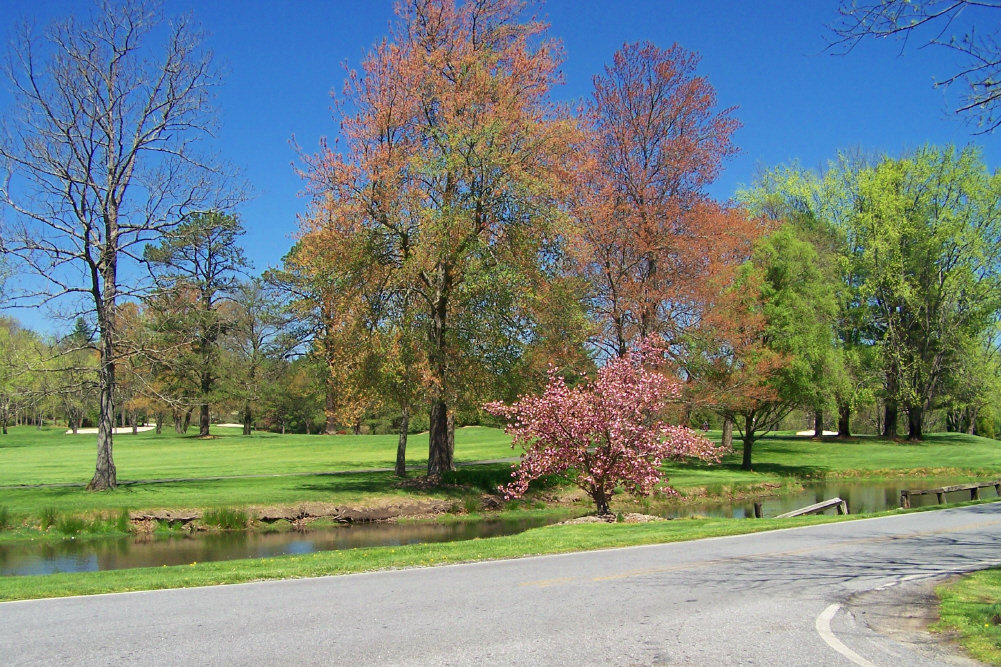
[[845, 576, 984, 665]]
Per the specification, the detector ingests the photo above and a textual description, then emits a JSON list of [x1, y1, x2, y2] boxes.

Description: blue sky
[[4, 1, 997, 334]]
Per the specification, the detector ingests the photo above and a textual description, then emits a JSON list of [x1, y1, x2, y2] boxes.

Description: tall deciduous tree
[[144, 211, 248, 436], [850, 146, 1001, 439], [222, 279, 289, 435], [720, 225, 838, 470], [301, 0, 574, 476], [0, 0, 230, 488], [571, 41, 757, 359]]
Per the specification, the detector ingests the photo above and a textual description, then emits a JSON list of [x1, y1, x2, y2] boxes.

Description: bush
[[0, 506, 10, 530]]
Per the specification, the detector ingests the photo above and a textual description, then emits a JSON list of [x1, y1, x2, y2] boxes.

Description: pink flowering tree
[[484, 350, 728, 515]]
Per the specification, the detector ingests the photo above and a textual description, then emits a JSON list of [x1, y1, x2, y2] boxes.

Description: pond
[[1, 479, 996, 576]]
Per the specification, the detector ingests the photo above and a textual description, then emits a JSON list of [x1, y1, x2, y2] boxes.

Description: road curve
[[3, 503, 1000, 665]]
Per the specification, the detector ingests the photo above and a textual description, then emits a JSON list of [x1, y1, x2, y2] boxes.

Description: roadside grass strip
[[0, 515, 851, 601], [935, 567, 1001, 664]]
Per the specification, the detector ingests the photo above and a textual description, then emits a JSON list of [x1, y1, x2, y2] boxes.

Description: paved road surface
[[3, 503, 1000, 665]]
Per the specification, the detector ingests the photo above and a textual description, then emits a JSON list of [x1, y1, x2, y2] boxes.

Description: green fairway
[[1, 427, 1000, 522], [0, 425, 515, 486]]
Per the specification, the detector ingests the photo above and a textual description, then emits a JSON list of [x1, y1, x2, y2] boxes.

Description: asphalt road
[[3, 503, 1000, 666]]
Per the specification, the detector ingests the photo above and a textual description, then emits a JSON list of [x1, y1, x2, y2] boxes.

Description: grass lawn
[[935, 567, 1001, 664], [0, 425, 515, 486], [1, 426, 999, 521]]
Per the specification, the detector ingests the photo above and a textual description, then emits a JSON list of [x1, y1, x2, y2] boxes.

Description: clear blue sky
[[4, 1, 997, 334]]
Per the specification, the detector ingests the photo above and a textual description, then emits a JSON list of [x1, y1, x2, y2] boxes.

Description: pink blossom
[[484, 345, 729, 515]]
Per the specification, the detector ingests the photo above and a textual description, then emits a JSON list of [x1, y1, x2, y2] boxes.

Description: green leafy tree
[[144, 211, 249, 436], [0, 318, 41, 434], [850, 147, 1001, 439], [726, 225, 839, 469], [221, 279, 290, 435]]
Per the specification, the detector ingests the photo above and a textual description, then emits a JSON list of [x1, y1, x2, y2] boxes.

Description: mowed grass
[[1, 427, 999, 519], [935, 567, 1001, 664], [0, 425, 516, 485]]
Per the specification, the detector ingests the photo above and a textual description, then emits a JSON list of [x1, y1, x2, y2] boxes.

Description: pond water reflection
[[2, 479, 996, 576]]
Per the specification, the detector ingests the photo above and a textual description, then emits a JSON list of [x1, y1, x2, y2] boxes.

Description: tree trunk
[[242, 401, 252, 435], [721, 416, 733, 450], [155, 412, 163, 434], [324, 385, 338, 435], [395, 408, 410, 478], [592, 486, 611, 516], [427, 264, 453, 477], [907, 406, 924, 441], [883, 401, 898, 439], [199, 401, 210, 437], [183, 408, 193, 433], [741, 414, 755, 471], [428, 398, 452, 476], [837, 402, 851, 439], [88, 291, 118, 490], [883, 368, 899, 438], [447, 410, 455, 469], [88, 345, 117, 490], [967, 407, 978, 435], [813, 410, 824, 438]]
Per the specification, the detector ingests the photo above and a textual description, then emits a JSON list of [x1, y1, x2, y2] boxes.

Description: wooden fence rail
[[899, 480, 1001, 509], [776, 497, 848, 518]]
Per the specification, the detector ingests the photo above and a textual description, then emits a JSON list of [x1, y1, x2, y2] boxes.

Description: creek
[[2, 478, 996, 576]]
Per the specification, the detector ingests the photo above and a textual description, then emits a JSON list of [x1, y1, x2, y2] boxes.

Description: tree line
[[2, 0, 1000, 491]]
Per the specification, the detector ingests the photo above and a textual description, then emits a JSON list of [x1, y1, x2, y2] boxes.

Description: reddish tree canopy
[[485, 346, 727, 515], [571, 41, 760, 358]]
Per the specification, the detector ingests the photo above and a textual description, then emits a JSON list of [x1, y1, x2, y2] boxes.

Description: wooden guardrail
[[899, 480, 1001, 508], [776, 497, 848, 518]]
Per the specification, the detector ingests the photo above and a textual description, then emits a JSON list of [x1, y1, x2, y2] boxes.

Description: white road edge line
[[816, 603, 879, 667]]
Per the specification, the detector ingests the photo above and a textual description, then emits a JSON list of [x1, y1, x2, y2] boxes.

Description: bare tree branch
[[829, 0, 1001, 132]]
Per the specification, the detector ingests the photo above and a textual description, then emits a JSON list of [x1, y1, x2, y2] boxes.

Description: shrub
[[0, 506, 10, 530], [485, 346, 727, 515]]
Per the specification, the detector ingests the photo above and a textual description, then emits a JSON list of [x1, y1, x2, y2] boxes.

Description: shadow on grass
[[728, 462, 829, 478]]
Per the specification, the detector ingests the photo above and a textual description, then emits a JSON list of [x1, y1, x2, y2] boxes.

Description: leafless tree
[[0, 0, 235, 489], [830, 0, 1001, 132]]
